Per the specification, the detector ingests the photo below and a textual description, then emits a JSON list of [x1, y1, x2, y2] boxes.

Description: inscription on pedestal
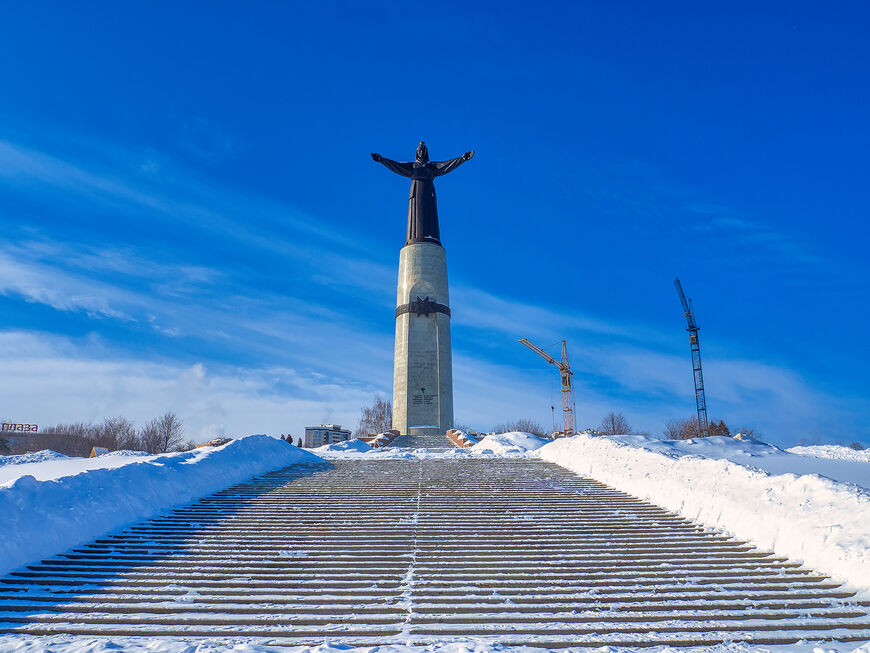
[[412, 388, 437, 406]]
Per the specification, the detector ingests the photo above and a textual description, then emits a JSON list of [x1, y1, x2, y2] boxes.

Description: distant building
[[90, 447, 109, 458], [304, 424, 351, 448]]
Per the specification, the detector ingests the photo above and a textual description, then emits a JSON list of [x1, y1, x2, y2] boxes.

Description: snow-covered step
[[1, 458, 868, 648]]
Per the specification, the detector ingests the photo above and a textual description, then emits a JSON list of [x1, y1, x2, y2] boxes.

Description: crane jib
[[518, 337, 576, 437]]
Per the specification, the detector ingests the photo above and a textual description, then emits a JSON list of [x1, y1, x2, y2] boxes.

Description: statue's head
[[416, 141, 429, 163]]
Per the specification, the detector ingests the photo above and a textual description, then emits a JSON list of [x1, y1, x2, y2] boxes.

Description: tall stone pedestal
[[392, 242, 453, 440]]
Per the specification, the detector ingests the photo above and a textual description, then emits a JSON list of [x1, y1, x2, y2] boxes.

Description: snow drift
[[1, 435, 318, 578], [469, 431, 549, 455], [0, 450, 69, 467], [538, 434, 870, 594], [0, 449, 154, 484], [314, 438, 373, 453]]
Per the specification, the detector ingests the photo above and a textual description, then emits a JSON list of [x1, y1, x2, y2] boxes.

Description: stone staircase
[[1, 458, 869, 648], [390, 432, 449, 449]]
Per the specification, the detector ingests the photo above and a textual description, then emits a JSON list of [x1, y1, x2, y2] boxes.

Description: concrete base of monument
[[391, 430, 452, 449], [391, 242, 454, 437], [409, 426, 440, 436]]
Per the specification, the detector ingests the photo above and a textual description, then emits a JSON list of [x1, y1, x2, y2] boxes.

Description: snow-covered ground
[[1, 435, 317, 579], [538, 434, 870, 597], [3, 432, 870, 652], [0, 449, 154, 484], [313, 433, 549, 460], [0, 450, 70, 466], [1, 634, 869, 652], [790, 443, 870, 464], [468, 431, 549, 455]]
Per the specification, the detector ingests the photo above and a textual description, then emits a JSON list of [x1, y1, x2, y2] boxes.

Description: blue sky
[[1, 2, 868, 445]]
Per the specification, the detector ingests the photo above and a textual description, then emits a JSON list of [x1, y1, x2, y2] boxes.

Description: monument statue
[[372, 142, 474, 246], [372, 142, 473, 443]]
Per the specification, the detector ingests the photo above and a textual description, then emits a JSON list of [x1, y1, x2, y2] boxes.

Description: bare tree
[[95, 417, 139, 451], [598, 412, 632, 435], [663, 417, 697, 440], [492, 418, 546, 436], [138, 420, 160, 454], [355, 395, 392, 437], [139, 413, 185, 453], [38, 422, 99, 456]]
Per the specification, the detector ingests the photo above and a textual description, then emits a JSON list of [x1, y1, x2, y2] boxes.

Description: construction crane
[[674, 277, 709, 436], [518, 338, 575, 436]]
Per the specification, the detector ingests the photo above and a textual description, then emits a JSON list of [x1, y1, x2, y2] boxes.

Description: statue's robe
[[376, 156, 468, 246]]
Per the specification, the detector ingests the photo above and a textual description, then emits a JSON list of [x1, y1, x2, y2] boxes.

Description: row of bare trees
[[597, 412, 762, 440], [488, 411, 760, 441], [491, 413, 635, 437], [349, 393, 771, 443], [30, 413, 191, 457], [492, 418, 546, 436]]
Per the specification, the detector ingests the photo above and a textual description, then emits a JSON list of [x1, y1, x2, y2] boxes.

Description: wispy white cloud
[[584, 161, 823, 267], [574, 343, 868, 444], [0, 138, 369, 255], [690, 203, 823, 265], [0, 140, 862, 446], [0, 331, 374, 441], [0, 238, 393, 367], [3, 235, 861, 445], [451, 285, 671, 346], [0, 248, 134, 321], [5, 240, 221, 292]]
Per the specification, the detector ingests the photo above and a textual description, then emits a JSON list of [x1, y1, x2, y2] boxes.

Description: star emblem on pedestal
[[410, 296, 438, 317]]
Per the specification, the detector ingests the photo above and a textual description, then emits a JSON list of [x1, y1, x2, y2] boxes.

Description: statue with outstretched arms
[[371, 141, 473, 246]]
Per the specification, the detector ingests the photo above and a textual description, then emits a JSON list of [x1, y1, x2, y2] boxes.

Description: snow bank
[[789, 444, 870, 463], [1, 635, 868, 653], [0, 449, 69, 467], [315, 432, 550, 460], [469, 431, 550, 455], [538, 434, 870, 594], [314, 439, 372, 453], [1, 435, 318, 577], [1, 449, 154, 484], [316, 445, 468, 460]]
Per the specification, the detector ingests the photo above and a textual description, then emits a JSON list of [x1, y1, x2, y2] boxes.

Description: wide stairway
[[2, 459, 869, 648], [391, 432, 449, 448]]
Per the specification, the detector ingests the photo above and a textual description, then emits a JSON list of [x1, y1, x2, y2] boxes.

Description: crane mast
[[674, 277, 708, 436], [518, 338, 575, 437]]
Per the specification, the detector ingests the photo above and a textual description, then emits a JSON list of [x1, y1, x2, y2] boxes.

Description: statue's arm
[[371, 153, 413, 178], [432, 150, 474, 177]]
